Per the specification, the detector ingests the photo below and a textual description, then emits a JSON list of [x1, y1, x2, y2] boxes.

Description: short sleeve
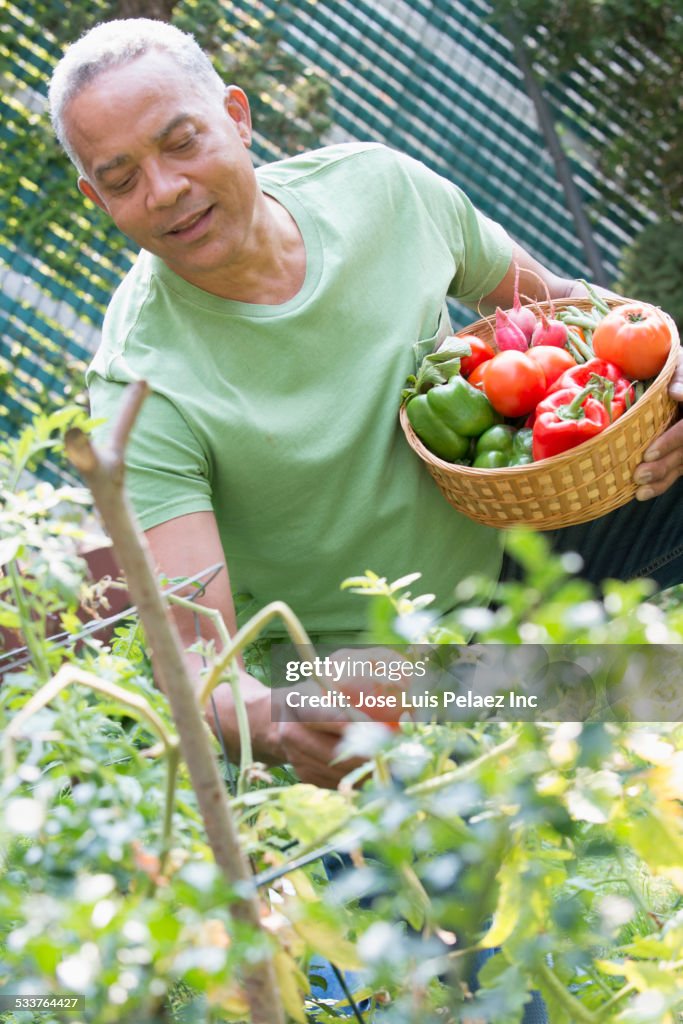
[[88, 375, 214, 531], [390, 149, 513, 307], [445, 188, 513, 305]]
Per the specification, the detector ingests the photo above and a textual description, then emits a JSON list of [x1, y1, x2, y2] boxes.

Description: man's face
[[65, 49, 260, 291]]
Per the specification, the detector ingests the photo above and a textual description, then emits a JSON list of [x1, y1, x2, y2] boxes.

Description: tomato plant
[[6, 414, 683, 1024], [482, 350, 547, 416], [458, 334, 496, 378], [592, 302, 672, 379]]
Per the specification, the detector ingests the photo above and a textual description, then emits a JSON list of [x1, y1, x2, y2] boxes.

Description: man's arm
[[481, 242, 612, 310], [482, 243, 683, 500], [145, 510, 355, 787]]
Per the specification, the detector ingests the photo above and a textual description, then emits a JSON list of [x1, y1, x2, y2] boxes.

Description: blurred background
[[1, 0, 681, 481]]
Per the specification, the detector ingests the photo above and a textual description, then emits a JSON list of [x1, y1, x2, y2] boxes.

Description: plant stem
[[4, 664, 180, 865], [160, 742, 180, 870], [65, 380, 285, 1024], [403, 732, 520, 799], [534, 961, 598, 1023], [198, 599, 315, 707], [329, 963, 368, 1024], [167, 593, 253, 793], [250, 733, 521, 892], [594, 981, 636, 1015], [7, 562, 50, 683]]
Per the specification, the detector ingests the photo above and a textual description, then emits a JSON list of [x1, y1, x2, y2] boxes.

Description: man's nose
[[146, 162, 190, 208]]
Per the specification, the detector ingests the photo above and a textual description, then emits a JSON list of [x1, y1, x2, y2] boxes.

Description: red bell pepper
[[532, 383, 612, 461], [548, 358, 635, 422]]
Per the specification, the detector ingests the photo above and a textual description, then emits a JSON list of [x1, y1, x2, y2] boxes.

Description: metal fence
[[0, 0, 649, 481]]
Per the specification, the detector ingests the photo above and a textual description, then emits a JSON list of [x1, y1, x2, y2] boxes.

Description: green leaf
[[470, 955, 536, 1024], [483, 844, 524, 947], [0, 536, 22, 565], [277, 784, 350, 845]]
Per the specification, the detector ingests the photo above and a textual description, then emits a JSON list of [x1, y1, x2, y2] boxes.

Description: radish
[[530, 306, 569, 348], [506, 262, 537, 342], [515, 267, 568, 348], [495, 306, 529, 351]]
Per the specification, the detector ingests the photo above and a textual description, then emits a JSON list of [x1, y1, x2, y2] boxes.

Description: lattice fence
[[0, 0, 649, 481]]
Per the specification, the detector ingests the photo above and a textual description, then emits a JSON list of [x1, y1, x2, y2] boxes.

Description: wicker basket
[[400, 297, 680, 530]]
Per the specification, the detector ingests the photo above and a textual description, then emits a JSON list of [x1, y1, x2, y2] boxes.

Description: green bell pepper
[[425, 374, 499, 437], [406, 394, 470, 461], [472, 424, 515, 468], [472, 424, 535, 469], [473, 449, 509, 469], [509, 427, 534, 466]]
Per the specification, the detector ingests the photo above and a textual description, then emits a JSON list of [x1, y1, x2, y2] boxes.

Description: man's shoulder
[[104, 249, 155, 322], [257, 141, 402, 186], [88, 251, 156, 383]]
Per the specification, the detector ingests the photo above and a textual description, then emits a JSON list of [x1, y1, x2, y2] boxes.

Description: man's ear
[[224, 85, 252, 147], [78, 177, 108, 213]]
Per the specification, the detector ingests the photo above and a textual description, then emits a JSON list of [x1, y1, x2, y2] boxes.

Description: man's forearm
[[567, 279, 620, 301], [184, 650, 286, 766]]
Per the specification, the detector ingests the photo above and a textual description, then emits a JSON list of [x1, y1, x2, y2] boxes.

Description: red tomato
[[467, 361, 490, 391], [338, 682, 403, 730], [458, 334, 496, 378], [526, 346, 576, 390], [592, 303, 672, 379], [483, 351, 547, 417]]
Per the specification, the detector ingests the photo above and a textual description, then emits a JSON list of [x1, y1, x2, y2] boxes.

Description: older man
[[49, 19, 683, 789]]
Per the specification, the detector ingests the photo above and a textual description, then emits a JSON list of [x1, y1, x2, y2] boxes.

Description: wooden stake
[[65, 380, 285, 1024]]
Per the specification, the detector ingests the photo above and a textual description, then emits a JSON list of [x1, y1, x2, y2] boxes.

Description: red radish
[[495, 306, 528, 351], [530, 306, 569, 348], [506, 262, 537, 342]]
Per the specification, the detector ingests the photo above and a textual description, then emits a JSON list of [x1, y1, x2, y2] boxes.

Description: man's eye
[[112, 179, 134, 193], [173, 135, 195, 151]]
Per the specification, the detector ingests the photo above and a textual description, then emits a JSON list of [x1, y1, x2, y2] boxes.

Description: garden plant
[[2, 400, 683, 1024]]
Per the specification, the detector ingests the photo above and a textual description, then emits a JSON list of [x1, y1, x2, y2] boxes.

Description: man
[[49, 18, 683, 789]]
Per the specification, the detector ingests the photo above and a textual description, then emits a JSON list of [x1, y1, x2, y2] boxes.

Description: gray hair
[[49, 18, 226, 176]]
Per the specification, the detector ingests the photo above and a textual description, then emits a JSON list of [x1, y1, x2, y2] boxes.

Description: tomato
[[338, 682, 404, 730], [526, 346, 576, 390], [459, 334, 496, 378], [467, 361, 490, 391], [592, 303, 672, 379], [482, 351, 547, 417]]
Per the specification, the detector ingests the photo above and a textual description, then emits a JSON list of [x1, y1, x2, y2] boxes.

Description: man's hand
[[634, 350, 683, 500], [275, 720, 359, 789], [145, 513, 381, 789], [209, 670, 365, 790]]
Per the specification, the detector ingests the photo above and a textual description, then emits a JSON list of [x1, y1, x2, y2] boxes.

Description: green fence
[[0, 0, 650, 481]]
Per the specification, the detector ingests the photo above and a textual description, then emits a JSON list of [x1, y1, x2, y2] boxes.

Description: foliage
[[174, 1, 332, 160], [0, 408, 100, 680], [0, 0, 331, 285], [618, 218, 683, 333], [490, 0, 683, 220], [4, 419, 683, 1021]]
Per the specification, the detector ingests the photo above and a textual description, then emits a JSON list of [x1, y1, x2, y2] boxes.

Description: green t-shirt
[[87, 143, 513, 637]]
